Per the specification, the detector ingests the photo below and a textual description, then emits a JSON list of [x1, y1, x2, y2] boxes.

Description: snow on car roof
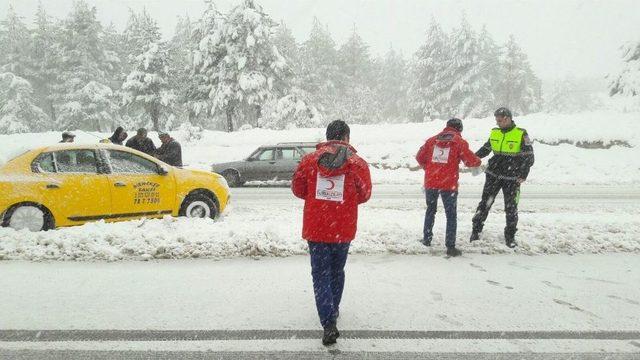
[[0, 146, 32, 167]]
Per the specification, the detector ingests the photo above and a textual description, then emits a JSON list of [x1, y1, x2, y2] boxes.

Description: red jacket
[[292, 141, 372, 243], [416, 127, 481, 191]]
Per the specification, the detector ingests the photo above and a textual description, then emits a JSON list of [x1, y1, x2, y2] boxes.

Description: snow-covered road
[[0, 254, 638, 358]]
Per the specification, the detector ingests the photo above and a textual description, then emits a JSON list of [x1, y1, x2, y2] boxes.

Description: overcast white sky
[[2, 0, 640, 80]]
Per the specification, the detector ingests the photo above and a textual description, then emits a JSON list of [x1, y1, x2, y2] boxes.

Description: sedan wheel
[[7, 205, 46, 232], [179, 194, 219, 220], [185, 200, 211, 218]]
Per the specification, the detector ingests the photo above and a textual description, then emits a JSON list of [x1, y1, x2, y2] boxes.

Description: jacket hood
[[315, 140, 357, 177], [434, 127, 461, 148]]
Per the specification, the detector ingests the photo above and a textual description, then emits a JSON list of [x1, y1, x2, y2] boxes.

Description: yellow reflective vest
[[489, 127, 525, 155]]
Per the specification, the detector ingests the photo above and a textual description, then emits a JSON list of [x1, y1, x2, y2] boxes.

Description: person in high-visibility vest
[[470, 107, 534, 248]]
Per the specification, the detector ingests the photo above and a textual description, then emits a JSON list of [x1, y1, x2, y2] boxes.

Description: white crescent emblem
[[325, 179, 335, 190]]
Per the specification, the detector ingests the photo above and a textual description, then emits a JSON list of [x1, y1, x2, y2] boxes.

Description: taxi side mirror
[[158, 165, 169, 175]]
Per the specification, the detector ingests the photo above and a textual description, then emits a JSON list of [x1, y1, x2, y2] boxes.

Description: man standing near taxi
[[416, 118, 481, 257], [155, 132, 182, 167], [291, 119, 372, 346], [470, 107, 535, 248]]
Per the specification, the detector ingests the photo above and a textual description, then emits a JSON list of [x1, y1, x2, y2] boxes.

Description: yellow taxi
[[0, 143, 230, 231]]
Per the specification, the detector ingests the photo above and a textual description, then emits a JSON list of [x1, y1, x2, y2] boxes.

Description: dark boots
[[446, 247, 462, 257], [322, 324, 340, 346]]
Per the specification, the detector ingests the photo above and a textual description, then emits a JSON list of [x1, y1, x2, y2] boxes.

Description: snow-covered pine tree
[[495, 35, 542, 115], [338, 27, 373, 87], [190, 1, 226, 128], [261, 88, 321, 129], [609, 39, 640, 97], [477, 25, 501, 115], [0, 5, 31, 77], [103, 22, 126, 87], [376, 46, 408, 122], [259, 21, 320, 129], [123, 8, 161, 71], [335, 27, 380, 124], [299, 17, 340, 119], [443, 16, 494, 118], [0, 73, 49, 133], [121, 42, 176, 131], [273, 21, 300, 74], [168, 15, 199, 127], [52, 0, 118, 131], [407, 19, 450, 121], [28, 1, 62, 123], [194, 0, 287, 131]]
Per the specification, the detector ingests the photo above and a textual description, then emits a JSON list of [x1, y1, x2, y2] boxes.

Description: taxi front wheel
[[179, 194, 219, 220], [2, 203, 54, 232]]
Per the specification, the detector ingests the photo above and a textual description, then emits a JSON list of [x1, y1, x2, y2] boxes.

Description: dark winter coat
[[416, 126, 481, 191], [155, 138, 183, 167], [476, 122, 535, 180], [108, 127, 127, 145], [291, 140, 372, 243], [126, 136, 156, 156]]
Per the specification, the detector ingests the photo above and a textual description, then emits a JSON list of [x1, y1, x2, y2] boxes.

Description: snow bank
[[1, 190, 638, 261]]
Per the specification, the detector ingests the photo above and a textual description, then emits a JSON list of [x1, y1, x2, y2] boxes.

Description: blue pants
[[308, 241, 350, 329], [423, 188, 458, 248]]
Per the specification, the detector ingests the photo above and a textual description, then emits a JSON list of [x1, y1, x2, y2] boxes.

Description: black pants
[[472, 174, 520, 239]]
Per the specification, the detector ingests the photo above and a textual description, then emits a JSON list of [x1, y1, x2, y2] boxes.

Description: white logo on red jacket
[[315, 174, 345, 202], [431, 145, 450, 164]]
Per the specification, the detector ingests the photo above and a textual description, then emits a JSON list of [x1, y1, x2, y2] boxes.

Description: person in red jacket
[[415, 118, 481, 257], [292, 119, 372, 346]]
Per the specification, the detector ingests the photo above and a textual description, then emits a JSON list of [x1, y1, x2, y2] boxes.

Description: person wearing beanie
[[416, 118, 481, 257], [100, 126, 128, 145], [155, 132, 182, 167], [59, 132, 75, 143], [126, 128, 156, 156], [291, 119, 372, 346], [470, 107, 535, 248]]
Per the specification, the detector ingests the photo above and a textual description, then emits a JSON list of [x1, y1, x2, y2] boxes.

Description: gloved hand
[[471, 164, 486, 176]]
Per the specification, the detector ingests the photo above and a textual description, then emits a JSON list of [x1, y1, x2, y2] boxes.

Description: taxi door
[[102, 149, 176, 220], [34, 149, 111, 225]]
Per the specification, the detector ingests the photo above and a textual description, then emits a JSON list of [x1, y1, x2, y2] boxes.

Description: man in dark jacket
[[126, 128, 156, 156], [416, 118, 481, 256], [471, 107, 534, 248], [59, 132, 75, 143], [155, 132, 182, 167], [291, 119, 372, 346], [101, 126, 128, 145]]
